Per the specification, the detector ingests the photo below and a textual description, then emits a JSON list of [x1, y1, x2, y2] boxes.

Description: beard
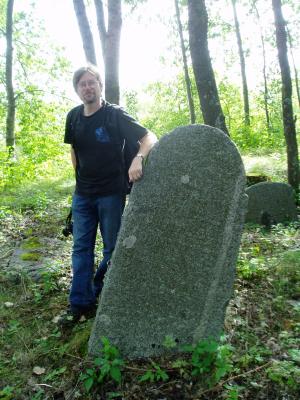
[[83, 93, 97, 104]]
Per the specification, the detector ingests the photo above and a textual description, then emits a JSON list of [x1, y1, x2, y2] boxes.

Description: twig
[[35, 383, 54, 389], [197, 361, 272, 397]]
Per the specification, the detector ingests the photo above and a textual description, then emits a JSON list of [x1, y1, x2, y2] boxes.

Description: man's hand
[[128, 132, 158, 183], [128, 156, 143, 182]]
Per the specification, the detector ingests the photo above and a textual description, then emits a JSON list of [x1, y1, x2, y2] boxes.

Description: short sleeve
[[116, 107, 148, 143]]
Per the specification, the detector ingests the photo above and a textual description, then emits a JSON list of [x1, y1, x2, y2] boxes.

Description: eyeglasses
[[77, 79, 99, 89]]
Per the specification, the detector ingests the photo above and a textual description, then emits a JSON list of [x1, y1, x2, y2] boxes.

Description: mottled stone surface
[[89, 124, 248, 359], [6, 237, 67, 281], [245, 182, 298, 224]]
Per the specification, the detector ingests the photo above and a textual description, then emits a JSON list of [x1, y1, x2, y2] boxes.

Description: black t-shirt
[[64, 101, 148, 196]]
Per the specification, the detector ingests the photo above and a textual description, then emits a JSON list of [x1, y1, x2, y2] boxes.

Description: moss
[[20, 252, 41, 261], [68, 324, 92, 356], [21, 237, 41, 250]]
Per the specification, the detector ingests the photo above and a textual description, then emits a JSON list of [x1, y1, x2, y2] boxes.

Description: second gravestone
[[89, 124, 248, 358]]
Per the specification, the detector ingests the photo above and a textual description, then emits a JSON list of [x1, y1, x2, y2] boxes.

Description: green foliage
[[238, 345, 272, 368], [21, 237, 41, 250], [224, 384, 242, 400], [122, 90, 139, 119], [266, 360, 300, 389], [184, 338, 233, 387], [0, 1, 73, 193], [270, 249, 300, 302], [80, 337, 125, 393], [139, 360, 169, 383], [139, 69, 287, 154], [140, 72, 201, 137], [0, 386, 14, 400], [20, 252, 40, 261], [44, 366, 66, 382], [162, 334, 177, 349], [237, 256, 268, 280]]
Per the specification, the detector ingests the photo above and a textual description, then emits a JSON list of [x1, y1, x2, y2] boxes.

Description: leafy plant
[[139, 360, 169, 383], [184, 338, 233, 387], [224, 384, 243, 400], [45, 366, 66, 382], [80, 337, 124, 393], [238, 345, 272, 368], [274, 250, 300, 298], [237, 256, 267, 280], [0, 386, 14, 400], [266, 360, 300, 389], [162, 335, 177, 349]]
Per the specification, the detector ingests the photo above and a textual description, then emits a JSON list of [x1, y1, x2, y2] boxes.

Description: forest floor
[[0, 153, 300, 400]]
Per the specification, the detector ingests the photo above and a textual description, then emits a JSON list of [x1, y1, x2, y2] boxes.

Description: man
[[62, 64, 157, 324]]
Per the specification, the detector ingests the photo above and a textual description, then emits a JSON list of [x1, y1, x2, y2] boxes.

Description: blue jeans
[[70, 193, 124, 312]]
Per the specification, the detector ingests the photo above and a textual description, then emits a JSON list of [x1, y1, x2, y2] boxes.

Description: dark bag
[[62, 209, 73, 237]]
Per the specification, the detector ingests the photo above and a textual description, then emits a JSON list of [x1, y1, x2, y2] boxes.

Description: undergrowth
[[0, 154, 299, 399]]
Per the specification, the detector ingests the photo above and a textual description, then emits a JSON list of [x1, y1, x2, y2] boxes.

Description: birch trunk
[[73, 0, 97, 65], [174, 0, 196, 124], [231, 0, 250, 126], [6, 0, 15, 153]]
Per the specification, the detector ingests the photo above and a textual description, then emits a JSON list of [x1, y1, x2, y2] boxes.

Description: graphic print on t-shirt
[[95, 127, 110, 143]]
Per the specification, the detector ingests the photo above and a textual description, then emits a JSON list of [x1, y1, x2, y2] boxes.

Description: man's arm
[[70, 146, 77, 169], [128, 131, 158, 182]]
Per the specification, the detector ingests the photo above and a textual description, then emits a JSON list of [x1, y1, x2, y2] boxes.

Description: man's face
[[76, 71, 102, 104]]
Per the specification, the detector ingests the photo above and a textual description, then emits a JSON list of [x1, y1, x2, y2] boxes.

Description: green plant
[[45, 366, 66, 382], [224, 384, 243, 400], [139, 360, 169, 383], [20, 252, 41, 261], [274, 250, 300, 298], [162, 335, 177, 349], [266, 360, 300, 389], [0, 386, 14, 400], [80, 337, 124, 393], [30, 389, 45, 400], [237, 344, 272, 369], [39, 263, 63, 294], [184, 338, 233, 388], [237, 257, 267, 280]]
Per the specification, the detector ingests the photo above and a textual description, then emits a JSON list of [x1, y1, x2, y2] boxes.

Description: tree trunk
[[94, 0, 122, 104], [73, 0, 97, 65], [187, 0, 228, 135], [174, 0, 196, 124], [231, 0, 250, 126], [272, 0, 299, 193], [5, 0, 15, 152], [287, 27, 300, 108], [252, 1, 270, 130]]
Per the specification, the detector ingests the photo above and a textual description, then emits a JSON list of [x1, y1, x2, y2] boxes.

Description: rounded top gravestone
[[89, 124, 248, 359], [245, 182, 298, 225]]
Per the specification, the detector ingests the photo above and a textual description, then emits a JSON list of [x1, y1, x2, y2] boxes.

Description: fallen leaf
[[33, 366, 46, 375]]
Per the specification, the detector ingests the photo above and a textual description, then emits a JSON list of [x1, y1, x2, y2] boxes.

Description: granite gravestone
[[245, 182, 297, 224], [89, 124, 248, 359]]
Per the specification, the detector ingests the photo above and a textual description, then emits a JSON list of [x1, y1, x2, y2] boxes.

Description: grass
[[0, 151, 299, 399], [242, 151, 287, 182]]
